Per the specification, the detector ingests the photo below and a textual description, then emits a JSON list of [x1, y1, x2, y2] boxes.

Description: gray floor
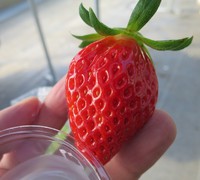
[[0, 0, 200, 179]]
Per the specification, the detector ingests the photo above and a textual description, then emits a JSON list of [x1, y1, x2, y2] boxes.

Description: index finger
[[0, 97, 40, 131], [0, 97, 41, 161], [36, 76, 68, 130]]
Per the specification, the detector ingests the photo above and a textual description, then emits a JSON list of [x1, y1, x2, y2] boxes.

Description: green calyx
[[74, 0, 193, 53]]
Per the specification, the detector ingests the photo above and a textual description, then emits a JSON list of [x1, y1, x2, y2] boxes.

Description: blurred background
[[0, 0, 200, 179]]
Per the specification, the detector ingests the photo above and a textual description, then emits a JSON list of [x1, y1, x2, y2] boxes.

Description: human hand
[[0, 76, 176, 179], [0, 77, 68, 177]]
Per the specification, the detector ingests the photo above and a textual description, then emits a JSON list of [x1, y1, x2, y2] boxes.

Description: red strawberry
[[65, 0, 192, 165]]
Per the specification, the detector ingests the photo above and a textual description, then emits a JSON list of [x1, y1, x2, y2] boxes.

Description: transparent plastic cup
[[0, 125, 110, 180]]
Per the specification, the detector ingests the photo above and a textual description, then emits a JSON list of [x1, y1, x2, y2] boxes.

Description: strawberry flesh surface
[[66, 35, 158, 165]]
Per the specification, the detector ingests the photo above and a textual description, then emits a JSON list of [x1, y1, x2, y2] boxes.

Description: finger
[[105, 109, 177, 180], [0, 97, 41, 131], [0, 97, 41, 162], [0, 168, 7, 177], [36, 76, 68, 129]]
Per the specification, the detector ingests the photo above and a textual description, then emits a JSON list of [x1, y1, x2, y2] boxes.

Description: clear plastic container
[[0, 125, 110, 180]]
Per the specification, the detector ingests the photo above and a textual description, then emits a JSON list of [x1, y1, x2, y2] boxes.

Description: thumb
[[105, 110, 176, 180]]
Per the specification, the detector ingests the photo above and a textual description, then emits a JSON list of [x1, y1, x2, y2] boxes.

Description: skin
[[0, 76, 176, 180]]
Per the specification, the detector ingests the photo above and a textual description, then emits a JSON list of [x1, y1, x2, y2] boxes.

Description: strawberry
[[65, 0, 192, 165]]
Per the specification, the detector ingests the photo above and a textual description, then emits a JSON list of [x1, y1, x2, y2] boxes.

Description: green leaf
[[141, 44, 153, 61], [79, 40, 95, 48], [79, 3, 92, 27], [127, 0, 161, 31], [141, 36, 193, 51], [75, 2, 193, 52], [88, 8, 120, 36], [72, 33, 103, 41]]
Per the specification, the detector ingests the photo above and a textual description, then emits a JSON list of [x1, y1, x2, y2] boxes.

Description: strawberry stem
[[72, 33, 103, 41], [88, 8, 120, 36], [140, 36, 193, 51], [74, 0, 193, 52], [79, 3, 92, 27], [45, 122, 71, 155], [127, 0, 161, 31]]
